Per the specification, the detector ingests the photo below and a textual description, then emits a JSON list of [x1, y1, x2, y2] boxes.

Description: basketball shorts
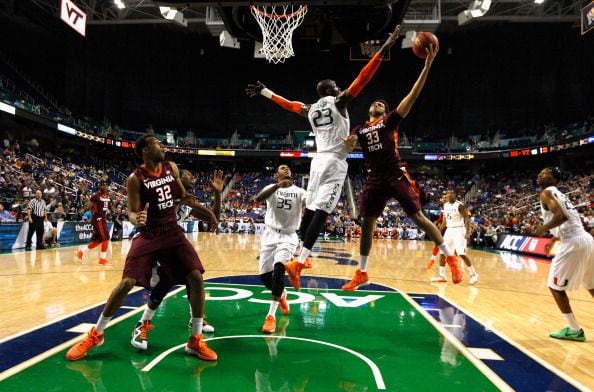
[[91, 217, 110, 242], [306, 153, 347, 214], [358, 169, 422, 218], [123, 224, 204, 289], [442, 227, 467, 256], [548, 232, 594, 291], [259, 228, 298, 274]]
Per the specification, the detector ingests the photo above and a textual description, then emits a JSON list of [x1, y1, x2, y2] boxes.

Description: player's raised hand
[[424, 42, 439, 68], [278, 179, 292, 188], [343, 135, 358, 152], [246, 81, 266, 98], [379, 25, 401, 55], [210, 169, 224, 193]]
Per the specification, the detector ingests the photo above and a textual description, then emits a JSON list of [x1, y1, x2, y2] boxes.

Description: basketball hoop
[[250, 3, 308, 64]]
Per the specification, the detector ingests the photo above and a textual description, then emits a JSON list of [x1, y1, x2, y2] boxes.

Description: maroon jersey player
[[341, 43, 464, 291], [76, 180, 112, 265], [67, 134, 218, 363]]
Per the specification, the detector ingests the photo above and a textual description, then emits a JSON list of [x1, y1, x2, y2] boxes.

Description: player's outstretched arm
[[396, 43, 438, 118], [336, 24, 401, 110], [246, 81, 310, 117]]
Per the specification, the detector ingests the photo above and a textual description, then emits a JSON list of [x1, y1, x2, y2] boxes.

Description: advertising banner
[[496, 233, 559, 258]]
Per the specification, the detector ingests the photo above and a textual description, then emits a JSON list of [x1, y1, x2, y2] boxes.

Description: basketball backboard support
[[349, 40, 391, 62]]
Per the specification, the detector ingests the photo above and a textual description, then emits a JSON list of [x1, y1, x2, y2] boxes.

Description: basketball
[[412, 32, 439, 59]]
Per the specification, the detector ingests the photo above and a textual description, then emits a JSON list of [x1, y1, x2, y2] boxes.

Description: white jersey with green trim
[[307, 96, 350, 158], [540, 186, 584, 239]]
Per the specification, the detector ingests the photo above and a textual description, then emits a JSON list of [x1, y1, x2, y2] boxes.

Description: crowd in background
[[1, 130, 593, 249]]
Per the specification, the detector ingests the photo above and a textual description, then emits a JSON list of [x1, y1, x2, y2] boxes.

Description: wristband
[[261, 88, 273, 99]]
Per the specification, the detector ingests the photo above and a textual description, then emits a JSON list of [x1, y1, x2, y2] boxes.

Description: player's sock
[[140, 306, 155, 322], [359, 255, 369, 272], [96, 314, 112, 333], [268, 301, 279, 317], [191, 318, 204, 336], [563, 313, 581, 331], [439, 266, 446, 277], [469, 265, 477, 275], [298, 248, 311, 264]]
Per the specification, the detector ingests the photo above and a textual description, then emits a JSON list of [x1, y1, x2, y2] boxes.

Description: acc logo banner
[[60, 0, 86, 37], [496, 234, 557, 257], [582, 0, 594, 35]]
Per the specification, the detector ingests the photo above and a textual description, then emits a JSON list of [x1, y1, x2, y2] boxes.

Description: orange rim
[[250, 4, 308, 19]]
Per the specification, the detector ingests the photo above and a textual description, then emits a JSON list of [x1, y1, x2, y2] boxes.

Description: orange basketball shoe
[[445, 255, 464, 284], [303, 257, 312, 269], [279, 289, 290, 315], [426, 258, 435, 269], [262, 315, 276, 334], [66, 327, 104, 361], [341, 269, 370, 291], [285, 261, 304, 290], [75, 250, 84, 264], [185, 334, 217, 361], [98, 258, 112, 266]]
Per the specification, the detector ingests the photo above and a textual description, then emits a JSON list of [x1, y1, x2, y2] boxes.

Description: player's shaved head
[[316, 79, 336, 97]]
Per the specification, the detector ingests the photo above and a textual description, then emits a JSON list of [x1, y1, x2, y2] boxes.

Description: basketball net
[[250, 4, 308, 64]]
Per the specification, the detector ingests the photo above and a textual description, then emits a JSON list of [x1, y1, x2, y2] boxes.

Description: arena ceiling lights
[[457, 0, 492, 25], [159, 6, 188, 27]]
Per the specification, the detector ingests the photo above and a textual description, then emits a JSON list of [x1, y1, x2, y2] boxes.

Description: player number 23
[[156, 185, 172, 202], [312, 108, 333, 127]]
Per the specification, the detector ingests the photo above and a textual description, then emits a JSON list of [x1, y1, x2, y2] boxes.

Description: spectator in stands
[[52, 203, 67, 221], [0, 204, 15, 222]]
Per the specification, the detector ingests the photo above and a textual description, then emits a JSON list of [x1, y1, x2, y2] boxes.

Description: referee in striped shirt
[[26, 190, 47, 250]]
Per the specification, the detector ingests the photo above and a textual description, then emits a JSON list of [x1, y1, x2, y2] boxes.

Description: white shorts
[[548, 232, 594, 291], [258, 228, 298, 274], [306, 153, 347, 213], [442, 227, 467, 256]]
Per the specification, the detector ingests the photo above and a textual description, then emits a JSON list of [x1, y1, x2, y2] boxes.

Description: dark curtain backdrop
[[1, 15, 592, 138]]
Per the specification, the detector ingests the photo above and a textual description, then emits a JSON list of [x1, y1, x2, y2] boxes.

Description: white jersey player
[[432, 189, 478, 284], [254, 165, 306, 334], [535, 167, 594, 342], [245, 25, 403, 290]]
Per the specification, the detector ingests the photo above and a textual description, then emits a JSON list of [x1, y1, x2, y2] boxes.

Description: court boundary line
[[0, 286, 185, 382], [0, 286, 145, 344], [443, 295, 592, 392], [141, 335, 386, 390], [393, 288, 515, 392]]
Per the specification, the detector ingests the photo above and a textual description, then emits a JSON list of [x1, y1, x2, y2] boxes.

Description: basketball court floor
[[1, 233, 593, 391]]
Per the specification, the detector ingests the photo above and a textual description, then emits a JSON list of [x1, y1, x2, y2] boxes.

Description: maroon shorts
[[358, 170, 422, 218], [91, 217, 110, 242], [123, 224, 204, 289]]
